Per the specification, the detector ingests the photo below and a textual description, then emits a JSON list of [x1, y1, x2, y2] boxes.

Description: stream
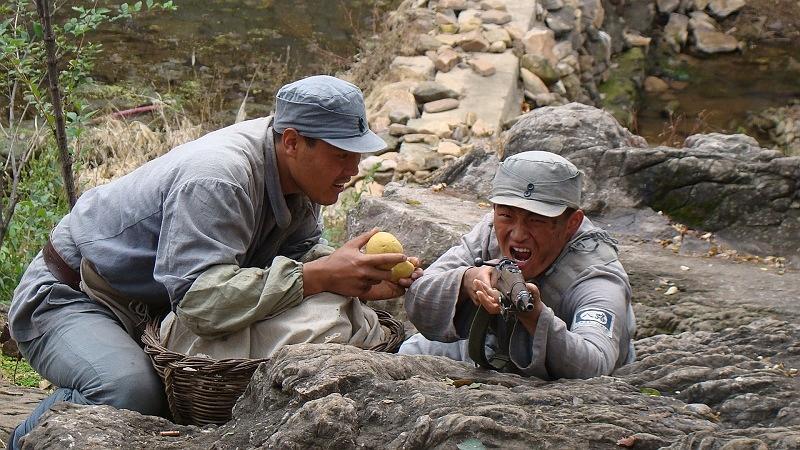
[[637, 41, 800, 146]]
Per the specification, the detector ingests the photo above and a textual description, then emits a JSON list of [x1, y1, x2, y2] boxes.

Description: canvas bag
[[159, 293, 387, 359]]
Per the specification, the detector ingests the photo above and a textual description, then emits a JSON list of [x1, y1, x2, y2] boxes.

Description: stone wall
[[353, 0, 624, 188]]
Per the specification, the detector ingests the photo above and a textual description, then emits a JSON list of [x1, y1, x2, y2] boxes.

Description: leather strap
[[468, 306, 493, 368], [43, 239, 81, 291], [468, 306, 516, 372]]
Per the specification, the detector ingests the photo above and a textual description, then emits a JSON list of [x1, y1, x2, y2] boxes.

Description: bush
[[0, 353, 41, 388], [0, 149, 67, 304]]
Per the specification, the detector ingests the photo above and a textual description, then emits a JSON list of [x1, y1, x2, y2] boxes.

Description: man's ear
[[281, 128, 301, 157], [566, 209, 584, 236]]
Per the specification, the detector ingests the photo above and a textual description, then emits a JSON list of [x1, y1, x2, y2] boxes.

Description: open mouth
[[510, 246, 532, 266]]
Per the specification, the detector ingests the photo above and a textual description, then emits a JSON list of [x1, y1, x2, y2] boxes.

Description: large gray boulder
[[503, 102, 649, 158]]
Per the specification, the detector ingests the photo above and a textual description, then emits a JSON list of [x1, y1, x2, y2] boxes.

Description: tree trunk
[[35, 0, 77, 208]]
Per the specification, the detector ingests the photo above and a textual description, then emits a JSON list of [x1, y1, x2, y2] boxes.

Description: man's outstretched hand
[[303, 229, 422, 300], [359, 255, 422, 301]]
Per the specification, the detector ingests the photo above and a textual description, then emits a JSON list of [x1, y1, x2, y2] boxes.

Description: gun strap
[[467, 307, 515, 372]]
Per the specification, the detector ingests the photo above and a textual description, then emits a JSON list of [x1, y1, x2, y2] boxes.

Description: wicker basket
[[141, 309, 404, 426]]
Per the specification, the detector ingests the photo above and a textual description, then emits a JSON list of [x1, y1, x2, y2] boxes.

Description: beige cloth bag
[[160, 293, 386, 359]]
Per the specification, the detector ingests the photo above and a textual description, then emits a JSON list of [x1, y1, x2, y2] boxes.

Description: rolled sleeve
[[176, 256, 305, 338], [404, 265, 471, 342]]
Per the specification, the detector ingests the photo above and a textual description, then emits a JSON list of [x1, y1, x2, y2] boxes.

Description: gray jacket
[[10, 117, 326, 342], [404, 213, 636, 379]]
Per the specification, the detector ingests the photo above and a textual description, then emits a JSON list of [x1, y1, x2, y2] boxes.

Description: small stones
[[624, 31, 652, 48], [483, 28, 511, 46], [458, 10, 483, 33], [708, 0, 746, 19], [424, 98, 460, 113], [521, 54, 560, 85], [416, 34, 442, 53], [480, 9, 512, 25], [389, 123, 415, 136], [436, 12, 457, 27], [464, 111, 477, 127], [437, 140, 464, 156], [545, 14, 573, 35], [389, 110, 411, 125], [644, 76, 670, 93], [488, 41, 507, 53], [433, 47, 461, 73], [521, 68, 549, 95], [403, 133, 440, 146], [437, 0, 468, 12], [468, 57, 496, 77], [413, 81, 460, 104], [389, 56, 435, 80], [457, 31, 490, 52], [480, 0, 507, 11], [657, 0, 681, 14], [521, 28, 558, 66], [471, 119, 495, 137]]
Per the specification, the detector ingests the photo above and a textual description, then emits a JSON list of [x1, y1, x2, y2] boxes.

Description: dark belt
[[43, 239, 82, 291]]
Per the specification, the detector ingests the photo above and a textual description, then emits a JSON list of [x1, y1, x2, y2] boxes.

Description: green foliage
[[0, 149, 67, 303], [0, 353, 42, 388], [1, 0, 177, 124], [0, 0, 177, 304], [599, 47, 646, 129], [640, 387, 661, 396]]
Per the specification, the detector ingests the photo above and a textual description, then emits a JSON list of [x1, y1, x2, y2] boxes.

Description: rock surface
[[15, 317, 800, 448]]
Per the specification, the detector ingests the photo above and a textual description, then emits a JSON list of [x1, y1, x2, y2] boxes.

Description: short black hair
[[272, 129, 318, 147]]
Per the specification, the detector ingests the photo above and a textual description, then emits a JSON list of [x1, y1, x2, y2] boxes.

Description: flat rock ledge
[[20, 319, 800, 449]]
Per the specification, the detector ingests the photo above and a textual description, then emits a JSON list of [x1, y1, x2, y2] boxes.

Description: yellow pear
[[391, 260, 415, 282], [365, 231, 404, 270]]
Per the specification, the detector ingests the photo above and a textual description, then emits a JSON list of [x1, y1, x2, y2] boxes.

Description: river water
[[637, 41, 800, 146]]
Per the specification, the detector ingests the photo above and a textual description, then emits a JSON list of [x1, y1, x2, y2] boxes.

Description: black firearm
[[474, 257, 534, 319], [468, 257, 535, 371]]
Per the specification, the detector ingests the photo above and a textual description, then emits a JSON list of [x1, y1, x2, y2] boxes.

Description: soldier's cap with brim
[[489, 150, 583, 217], [273, 75, 386, 154]]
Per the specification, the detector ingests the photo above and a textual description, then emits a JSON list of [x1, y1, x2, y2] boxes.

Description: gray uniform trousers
[[8, 253, 166, 450]]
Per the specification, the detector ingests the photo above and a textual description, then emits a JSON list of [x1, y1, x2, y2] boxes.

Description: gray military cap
[[489, 151, 583, 217], [273, 75, 386, 153]]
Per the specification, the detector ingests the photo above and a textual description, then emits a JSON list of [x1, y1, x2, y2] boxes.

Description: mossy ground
[[0, 354, 41, 388], [599, 47, 646, 129]]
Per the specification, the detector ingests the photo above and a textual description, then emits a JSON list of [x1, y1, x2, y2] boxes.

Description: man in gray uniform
[[400, 151, 635, 379], [7, 75, 420, 448]]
